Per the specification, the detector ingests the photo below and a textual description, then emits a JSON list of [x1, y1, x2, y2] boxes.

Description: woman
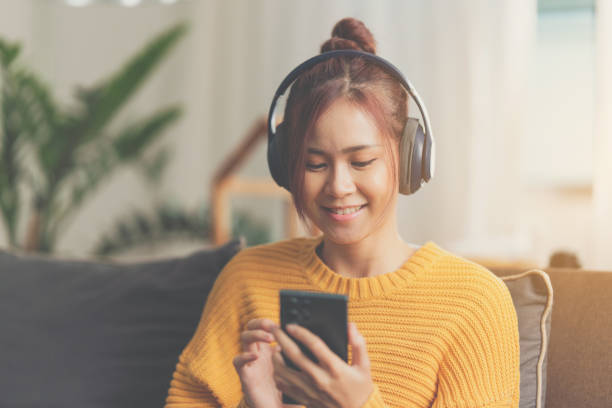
[[165, 18, 519, 408]]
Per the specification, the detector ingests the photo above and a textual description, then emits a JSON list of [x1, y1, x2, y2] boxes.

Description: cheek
[[302, 173, 324, 202], [363, 164, 395, 197]]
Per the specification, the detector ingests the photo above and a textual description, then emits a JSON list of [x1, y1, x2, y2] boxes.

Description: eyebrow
[[306, 144, 382, 155]]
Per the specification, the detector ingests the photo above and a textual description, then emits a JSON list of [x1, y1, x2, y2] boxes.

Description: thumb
[[349, 322, 370, 369]]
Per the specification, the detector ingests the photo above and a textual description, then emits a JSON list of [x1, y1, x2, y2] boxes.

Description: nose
[[325, 163, 356, 198]]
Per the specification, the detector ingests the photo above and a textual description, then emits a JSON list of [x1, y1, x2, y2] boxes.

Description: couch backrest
[[494, 267, 612, 408], [0, 240, 242, 408]]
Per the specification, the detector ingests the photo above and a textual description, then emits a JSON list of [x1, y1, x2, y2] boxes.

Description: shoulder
[[204, 237, 316, 303], [431, 245, 510, 296], [228, 237, 315, 264], [425, 244, 515, 317], [216, 237, 317, 279]]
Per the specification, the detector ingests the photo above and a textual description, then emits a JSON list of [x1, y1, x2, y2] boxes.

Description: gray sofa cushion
[[500, 269, 553, 408], [0, 240, 242, 408]]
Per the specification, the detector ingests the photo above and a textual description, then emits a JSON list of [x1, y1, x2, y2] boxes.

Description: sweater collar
[[299, 237, 445, 300]]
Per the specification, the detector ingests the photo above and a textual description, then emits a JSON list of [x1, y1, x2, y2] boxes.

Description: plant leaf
[[0, 39, 21, 68], [75, 22, 188, 141], [49, 105, 181, 241], [37, 21, 188, 196], [113, 105, 182, 161]]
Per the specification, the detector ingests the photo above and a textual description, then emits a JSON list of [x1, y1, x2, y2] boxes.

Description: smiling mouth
[[323, 205, 367, 215]]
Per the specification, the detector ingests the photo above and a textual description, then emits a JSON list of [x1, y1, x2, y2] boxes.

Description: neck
[[318, 217, 417, 278]]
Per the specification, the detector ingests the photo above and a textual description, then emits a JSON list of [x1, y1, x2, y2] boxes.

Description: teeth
[[330, 206, 362, 215]]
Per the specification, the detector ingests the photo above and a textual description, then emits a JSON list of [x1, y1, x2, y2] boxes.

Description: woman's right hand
[[233, 318, 286, 408]]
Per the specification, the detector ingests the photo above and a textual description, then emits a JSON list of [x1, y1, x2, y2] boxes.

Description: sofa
[[492, 266, 612, 408], [1, 241, 610, 408]]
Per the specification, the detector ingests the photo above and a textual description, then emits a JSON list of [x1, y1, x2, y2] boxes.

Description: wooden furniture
[[210, 117, 301, 245]]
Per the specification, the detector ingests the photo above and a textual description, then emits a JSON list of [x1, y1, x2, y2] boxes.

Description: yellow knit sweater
[[165, 237, 520, 408]]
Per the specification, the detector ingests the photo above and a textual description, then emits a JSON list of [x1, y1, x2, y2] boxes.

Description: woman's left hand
[[271, 322, 374, 408]]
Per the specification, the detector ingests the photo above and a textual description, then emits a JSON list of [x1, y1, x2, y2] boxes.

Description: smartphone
[[279, 290, 348, 404]]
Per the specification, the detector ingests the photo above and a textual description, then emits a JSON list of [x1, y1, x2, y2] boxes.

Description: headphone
[[267, 49, 435, 195]]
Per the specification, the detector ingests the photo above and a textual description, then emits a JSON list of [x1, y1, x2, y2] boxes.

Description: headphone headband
[[267, 50, 434, 147], [267, 49, 436, 192]]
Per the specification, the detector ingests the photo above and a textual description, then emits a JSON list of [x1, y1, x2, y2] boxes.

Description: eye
[[306, 162, 327, 171], [352, 158, 377, 168]]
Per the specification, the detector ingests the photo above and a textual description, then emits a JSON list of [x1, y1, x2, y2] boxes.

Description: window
[[521, 0, 595, 188]]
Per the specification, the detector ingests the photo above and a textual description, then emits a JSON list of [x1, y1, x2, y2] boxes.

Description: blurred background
[[0, 0, 610, 269]]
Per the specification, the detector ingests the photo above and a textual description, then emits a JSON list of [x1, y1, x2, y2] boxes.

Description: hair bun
[[320, 17, 376, 54]]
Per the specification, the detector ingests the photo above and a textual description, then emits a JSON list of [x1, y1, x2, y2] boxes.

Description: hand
[[233, 318, 288, 408], [271, 322, 374, 408]]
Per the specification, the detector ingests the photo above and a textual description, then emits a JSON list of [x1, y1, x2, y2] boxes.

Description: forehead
[[308, 99, 384, 151]]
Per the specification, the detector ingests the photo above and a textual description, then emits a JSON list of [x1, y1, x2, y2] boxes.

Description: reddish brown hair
[[283, 18, 408, 218]]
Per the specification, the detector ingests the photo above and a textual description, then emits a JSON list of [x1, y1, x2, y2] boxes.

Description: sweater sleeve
[[165, 256, 248, 408], [432, 271, 520, 408]]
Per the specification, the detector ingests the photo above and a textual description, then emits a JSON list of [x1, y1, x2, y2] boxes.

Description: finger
[[272, 346, 307, 385], [240, 329, 275, 350], [275, 377, 303, 405], [285, 323, 344, 371], [348, 322, 370, 370], [272, 326, 324, 376], [232, 352, 258, 371], [246, 317, 278, 331], [272, 348, 286, 377], [276, 382, 312, 407], [276, 376, 323, 408], [272, 346, 292, 378], [272, 351, 318, 406]]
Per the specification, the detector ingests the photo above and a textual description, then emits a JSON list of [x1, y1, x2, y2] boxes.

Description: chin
[[319, 227, 370, 246]]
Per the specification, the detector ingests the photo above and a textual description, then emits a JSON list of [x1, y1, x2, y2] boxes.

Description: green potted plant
[[0, 22, 187, 252]]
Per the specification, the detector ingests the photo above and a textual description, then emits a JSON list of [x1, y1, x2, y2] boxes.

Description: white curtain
[[398, 1, 536, 258]]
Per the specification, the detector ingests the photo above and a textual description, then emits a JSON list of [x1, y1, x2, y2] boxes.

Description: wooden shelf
[[209, 117, 302, 245]]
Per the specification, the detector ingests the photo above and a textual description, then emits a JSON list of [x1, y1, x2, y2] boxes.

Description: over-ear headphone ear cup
[[399, 118, 424, 195], [422, 130, 433, 182], [267, 122, 290, 190], [410, 124, 426, 195]]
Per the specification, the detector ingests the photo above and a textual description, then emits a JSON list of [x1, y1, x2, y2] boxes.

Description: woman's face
[[302, 98, 398, 245]]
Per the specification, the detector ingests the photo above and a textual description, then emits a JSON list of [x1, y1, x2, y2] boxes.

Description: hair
[[282, 17, 409, 218]]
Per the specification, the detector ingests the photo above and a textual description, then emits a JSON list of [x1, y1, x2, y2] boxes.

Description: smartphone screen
[[279, 290, 348, 404]]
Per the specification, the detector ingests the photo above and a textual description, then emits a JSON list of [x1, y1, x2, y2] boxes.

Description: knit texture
[[165, 237, 520, 408]]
